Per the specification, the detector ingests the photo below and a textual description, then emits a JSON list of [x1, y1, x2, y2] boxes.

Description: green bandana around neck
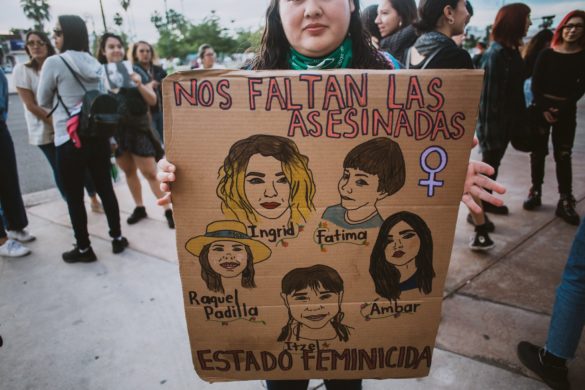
[[288, 38, 353, 70]]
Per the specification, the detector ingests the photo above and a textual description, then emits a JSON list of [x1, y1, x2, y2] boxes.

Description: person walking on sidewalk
[[97, 33, 174, 229], [523, 10, 585, 226], [0, 51, 35, 258], [476, 3, 532, 216], [13, 30, 103, 213], [517, 216, 585, 390], [38, 15, 128, 262]]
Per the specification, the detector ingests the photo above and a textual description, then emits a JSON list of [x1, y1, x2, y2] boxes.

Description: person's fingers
[[157, 192, 172, 206], [157, 158, 176, 173], [160, 182, 170, 193], [462, 193, 482, 214], [156, 171, 175, 183], [470, 174, 507, 195], [472, 136, 479, 148], [468, 160, 495, 177]]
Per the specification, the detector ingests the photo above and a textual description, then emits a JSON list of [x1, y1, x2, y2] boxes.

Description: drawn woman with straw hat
[[186, 221, 272, 294]]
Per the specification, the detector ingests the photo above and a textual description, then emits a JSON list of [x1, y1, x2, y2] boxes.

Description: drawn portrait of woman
[[186, 220, 272, 294], [278, 264, 351, 343], [217, 134, 316, 226], [369, 211, 435, 301]]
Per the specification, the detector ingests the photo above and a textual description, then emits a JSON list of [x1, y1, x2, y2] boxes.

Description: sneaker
[[483, 202, 509, 215], [112, 237, 129, 254], [0, 239, 31, 258], [469, 227, 495, 251], [556, 195, 580, 226], [62, 246, 97, 263], [517, 341, 570, 390], [6, 229, 36, 243], [127, 206, 147, 224], [523, 187, 542, 211], [466, 213, 495, 233], [165, 209, 175, 229]]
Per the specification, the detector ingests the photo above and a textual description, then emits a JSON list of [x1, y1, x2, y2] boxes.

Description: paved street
[[0, 95, 584, 389], [5, 93, 57, 194]]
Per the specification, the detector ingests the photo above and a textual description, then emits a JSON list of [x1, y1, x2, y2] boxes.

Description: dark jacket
[[476, 42, 526, 152], [379, 25, 418, 65]]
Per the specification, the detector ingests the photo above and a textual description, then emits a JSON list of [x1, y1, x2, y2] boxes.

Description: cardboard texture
[[163, 69, 483, 382]]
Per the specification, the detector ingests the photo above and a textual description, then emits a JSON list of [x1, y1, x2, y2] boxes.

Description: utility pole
[[99, 0, 108, 31]]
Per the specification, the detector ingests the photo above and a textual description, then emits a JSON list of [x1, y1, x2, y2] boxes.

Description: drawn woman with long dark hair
[[278, 264, 351, 343], [369, 211, 435, 301]]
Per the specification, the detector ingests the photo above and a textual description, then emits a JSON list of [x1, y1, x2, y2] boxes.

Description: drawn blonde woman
[[217, 134, 316, 226]]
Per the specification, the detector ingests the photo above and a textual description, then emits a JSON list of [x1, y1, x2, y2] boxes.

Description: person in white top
[[14, 31, 103, 212]]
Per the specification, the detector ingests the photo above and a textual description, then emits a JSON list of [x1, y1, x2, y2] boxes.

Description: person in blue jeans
[[517, 217, 585, 390]]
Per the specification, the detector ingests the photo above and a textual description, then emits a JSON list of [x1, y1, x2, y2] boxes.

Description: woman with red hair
[[476, 3, 531, 216], [523, 10, 585, 225]]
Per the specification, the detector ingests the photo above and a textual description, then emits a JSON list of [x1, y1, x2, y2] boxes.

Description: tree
[[20, 0, 50, 31]]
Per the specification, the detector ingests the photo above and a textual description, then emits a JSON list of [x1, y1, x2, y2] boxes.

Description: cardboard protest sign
[[163, 69, 483, 382]]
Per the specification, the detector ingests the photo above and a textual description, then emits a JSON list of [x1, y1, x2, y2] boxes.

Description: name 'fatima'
[[315, 228, 367, 244], [189, 289, 259, 321]]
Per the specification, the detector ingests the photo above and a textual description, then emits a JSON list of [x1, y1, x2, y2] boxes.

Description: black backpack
[[52, 56, 120, 138]]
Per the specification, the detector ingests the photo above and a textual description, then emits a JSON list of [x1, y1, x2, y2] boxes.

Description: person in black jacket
[[523, 10, 585, 225], [476, 3, 531, 216]]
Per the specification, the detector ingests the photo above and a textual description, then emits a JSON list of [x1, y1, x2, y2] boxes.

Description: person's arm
[[130, 72, 157, 107], [37, 58, 57, 110], [530, 49, 549, 109], [16, 87, 52, 125]]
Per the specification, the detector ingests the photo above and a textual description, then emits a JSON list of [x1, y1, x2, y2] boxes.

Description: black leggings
[[266, 379, 362, 390], [56, 138, 121, 249], [530, 104, 576, 195]]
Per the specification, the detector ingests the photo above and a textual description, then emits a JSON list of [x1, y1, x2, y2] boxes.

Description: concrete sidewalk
[[1, 101, 584, 389]]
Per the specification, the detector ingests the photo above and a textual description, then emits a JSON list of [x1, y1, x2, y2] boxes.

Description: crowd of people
[[1, 0, 584, 389]]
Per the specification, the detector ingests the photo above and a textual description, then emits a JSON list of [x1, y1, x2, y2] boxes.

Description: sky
[[2, 0, 583, 43]]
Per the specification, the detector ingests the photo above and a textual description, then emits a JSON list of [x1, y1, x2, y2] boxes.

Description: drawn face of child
[[244, 154, 291, 220], [338, 168, 385, 210], [207, 241, 249, 278], [283, 283, 342, 330], [384, 220, 421, 266]]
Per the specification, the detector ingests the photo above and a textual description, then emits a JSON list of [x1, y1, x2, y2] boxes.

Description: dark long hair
[[198, 244, 255, 294], [369, 211, 435, 301], [491, 3, 531, 48], [96, 33, 127, 64], [552, 10, 585, 49], [278, 265, 351, 342], [58, 15, 89, 53], [250, 0, 389, 70], [361, 4, 381, 41], [389, 0, 418, 29], [522, 29, 553, 77], [415, 0, 460, 33], [24, 31, 56, 71]]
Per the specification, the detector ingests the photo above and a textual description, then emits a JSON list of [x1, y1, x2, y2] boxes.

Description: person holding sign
[[157, 0, 506, 388]]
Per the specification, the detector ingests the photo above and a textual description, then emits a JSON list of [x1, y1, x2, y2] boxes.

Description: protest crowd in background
[[1, 1, 584, 390]]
